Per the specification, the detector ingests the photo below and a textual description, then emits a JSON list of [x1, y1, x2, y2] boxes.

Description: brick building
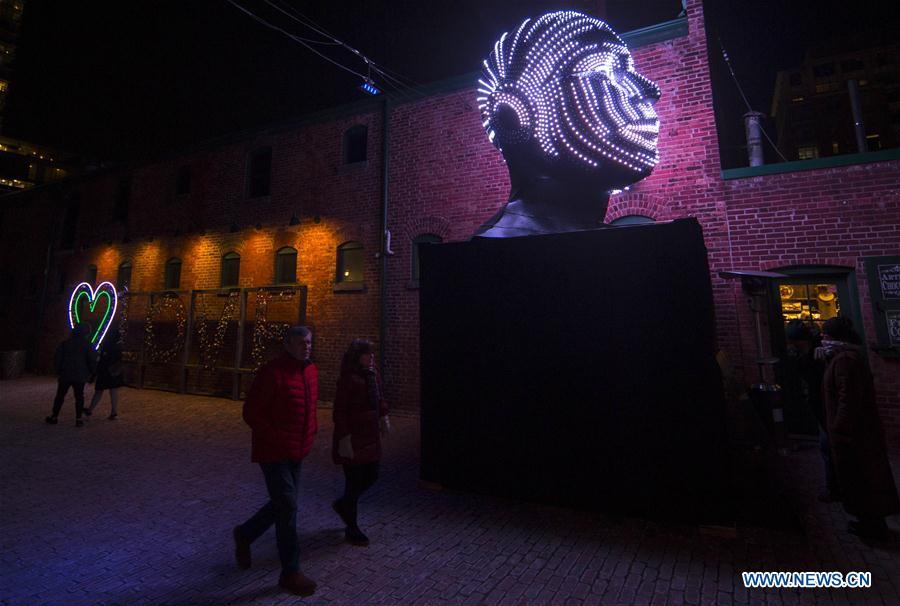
[[1, 0, 898, 444]]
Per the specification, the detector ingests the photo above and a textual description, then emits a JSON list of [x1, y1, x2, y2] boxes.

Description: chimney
[[743, 111, 765, 167], [847, 79, 868, 153]]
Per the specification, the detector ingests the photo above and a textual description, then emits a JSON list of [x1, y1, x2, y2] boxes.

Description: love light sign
[[68, 281, 118, 350]]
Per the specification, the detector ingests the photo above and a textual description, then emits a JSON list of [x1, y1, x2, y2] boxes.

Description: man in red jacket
[[233, 325, 319, 596]]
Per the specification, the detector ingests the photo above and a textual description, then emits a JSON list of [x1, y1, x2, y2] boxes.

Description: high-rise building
[[772, 37, 900, 161], [0, 0, 78, 191]]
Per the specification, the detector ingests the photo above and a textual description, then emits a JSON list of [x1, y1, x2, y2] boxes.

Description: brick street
[[2, 377, 898, 605]]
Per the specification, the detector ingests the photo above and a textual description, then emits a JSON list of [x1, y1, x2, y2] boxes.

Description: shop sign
[[877, 263, 900, 300], [887, 311, 900, 347]]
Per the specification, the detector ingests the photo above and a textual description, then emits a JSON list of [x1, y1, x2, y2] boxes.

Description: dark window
[[246, 147, 272, 198], [60, 194, 81, 250], [113, 178, 130, 221], [274, 247, 297, 284], [221, 252, 240, 287], [841, 58, 864, 72], [336, 241, 364, 283], [610, 215, 655, 226], [411, 234, 442, 282], [813, 62, 835, 78], [176, 165, 191, 195], [876, 52, 896, 67], [164, 258, 182, 290], [343, 125, 368, 164], [86, 264, 97, 284], [789, 72, 802, 86], [117, 261, 132, 290]]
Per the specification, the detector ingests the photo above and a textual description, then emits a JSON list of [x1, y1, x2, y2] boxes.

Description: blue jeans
[[238, 460, 302, 574]]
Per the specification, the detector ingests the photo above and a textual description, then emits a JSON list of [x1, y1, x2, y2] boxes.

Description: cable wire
[[717, 33, 790, 163], [224, 0, 366, 79]]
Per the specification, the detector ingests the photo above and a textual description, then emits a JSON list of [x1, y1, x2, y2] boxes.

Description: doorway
[[768, 266, 864, 436]]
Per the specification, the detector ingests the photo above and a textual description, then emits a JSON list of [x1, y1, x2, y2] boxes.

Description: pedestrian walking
[[331, 339, 390, 546], [45, 323, 97, 427], [232, 326, 319, 596], [818, 316, 899, 539], [85, 331, 124, 420]]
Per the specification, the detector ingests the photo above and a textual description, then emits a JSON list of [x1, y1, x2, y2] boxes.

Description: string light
[[478, 11, 661, 180], [68, 281, 118, 350], [144, 294, 187, 363], [195, 290, 240, 371], [250, 289, 296, 370]]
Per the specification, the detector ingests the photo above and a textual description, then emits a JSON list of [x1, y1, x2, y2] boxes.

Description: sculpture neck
[[474, 172, 610, 238]]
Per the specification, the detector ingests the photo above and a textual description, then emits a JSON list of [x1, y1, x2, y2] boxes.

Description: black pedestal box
[[419, 218, 732, 521]]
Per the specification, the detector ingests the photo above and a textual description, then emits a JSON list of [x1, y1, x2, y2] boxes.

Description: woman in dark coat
[[331, 339, 390, 546], [820, 317, 899, 538], [86, 335, 124, 420]]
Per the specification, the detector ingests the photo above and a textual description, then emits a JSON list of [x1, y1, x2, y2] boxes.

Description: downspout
[[378, 97, 391, 377]]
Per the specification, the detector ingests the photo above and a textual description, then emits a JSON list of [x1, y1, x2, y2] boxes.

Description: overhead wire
[[224, 0, 367, 80], [717, 33, 790, 163]]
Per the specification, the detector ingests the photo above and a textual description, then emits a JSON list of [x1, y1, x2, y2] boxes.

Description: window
[[798, 146, 819, 160], [841, 58, 864, 73], [866, 133, 881, 151], [876, 52, 896, 67], [411, 234, 442, 283], [343, 125, 368, 164], [60, 194, 81, 250], [831, 141, 840, 154], [246, 147, 272, 198], [813, 62, 835, 78], [176, 165, 191, 195], [814, 81, 840, 93], [275, 247, 297, 284], [221, 252, 240, 287], [86, 264, 97, 284], [113, 177, 130, 221], [164, 258, 182, 290], [610, 215, 655, 226], [336, 241, 363, 283], [117, 261, 132, 291], [57, 268, 68, 294], [789, 72, 802, 87]]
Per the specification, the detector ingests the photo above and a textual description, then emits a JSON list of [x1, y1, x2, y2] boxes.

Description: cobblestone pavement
[[2, 376, 898, 606]]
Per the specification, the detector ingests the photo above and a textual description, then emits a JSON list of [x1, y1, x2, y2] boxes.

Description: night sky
[[4, 1, 900, 165]]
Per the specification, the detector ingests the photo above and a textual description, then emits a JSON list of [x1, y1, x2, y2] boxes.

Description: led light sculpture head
[[474, 11, 661, 237]]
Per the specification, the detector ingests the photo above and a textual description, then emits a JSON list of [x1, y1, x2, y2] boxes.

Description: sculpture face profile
[[475, 11, 661, 237]]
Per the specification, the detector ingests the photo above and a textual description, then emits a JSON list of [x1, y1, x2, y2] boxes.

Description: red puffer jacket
[[243, 353, 318, 463], [332, 368, 388, 465]]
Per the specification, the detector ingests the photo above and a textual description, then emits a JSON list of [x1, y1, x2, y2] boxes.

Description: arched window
[[221, 252, 240, 288], [609, 215, 655, 226], [117, 261, 132, 290], [336, 241, 363, 283], [275, 246, 297, 284], [411, 233, 442, 283], [343, 125, 368, 164], [164, 257, 182, 290], [85, 264, 97, 284]]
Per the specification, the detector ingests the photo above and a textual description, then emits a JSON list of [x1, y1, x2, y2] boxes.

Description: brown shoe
[[278, 571, 317, 596], [233, 526, 251, 570]]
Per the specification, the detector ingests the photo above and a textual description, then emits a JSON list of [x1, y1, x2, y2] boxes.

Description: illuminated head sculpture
[[475, 11, 661, 236]]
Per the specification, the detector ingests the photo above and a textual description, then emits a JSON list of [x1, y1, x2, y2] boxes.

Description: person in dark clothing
[[45, 323, 97, 427], [331, 339, 390, 546], [819, 317, 899, 539], [784, 320, 838, 501], [85, 333, 124, 420], [233, 326, 318, 597]]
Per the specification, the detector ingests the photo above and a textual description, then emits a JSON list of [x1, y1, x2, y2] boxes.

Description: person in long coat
[[85, 332, 124, 420], [45, 323, 97, 427], [331, 338, 390, 546], [820, 317, 899, 539]]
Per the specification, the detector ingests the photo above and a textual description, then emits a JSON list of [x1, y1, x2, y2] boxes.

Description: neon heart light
[[68, 281, 118, 350]]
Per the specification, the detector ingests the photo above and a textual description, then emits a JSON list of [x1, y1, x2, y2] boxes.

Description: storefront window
[[778, 282, 840, 334]]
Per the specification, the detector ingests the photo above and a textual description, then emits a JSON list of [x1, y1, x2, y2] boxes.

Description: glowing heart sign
[[68, 281, 118, 350]]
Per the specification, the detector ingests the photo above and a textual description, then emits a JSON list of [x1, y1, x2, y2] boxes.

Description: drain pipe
[[743, 111, 765, 167], [378, 97, 392, 377]]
